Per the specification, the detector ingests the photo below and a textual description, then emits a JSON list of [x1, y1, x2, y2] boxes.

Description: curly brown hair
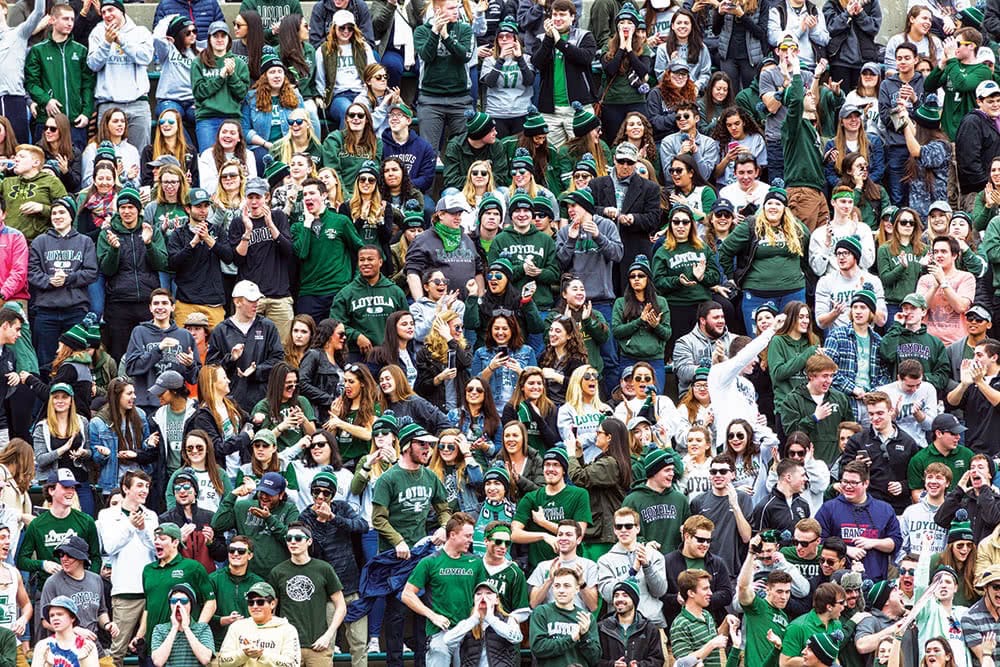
[[253, 69, 300, 112]]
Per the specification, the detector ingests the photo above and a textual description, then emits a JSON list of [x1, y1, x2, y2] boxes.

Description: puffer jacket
[[299, 502, 368, 594], [96, 214, 168, 304]]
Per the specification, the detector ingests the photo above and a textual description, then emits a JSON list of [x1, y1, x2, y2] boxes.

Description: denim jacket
[[90, 412, 153, 493]]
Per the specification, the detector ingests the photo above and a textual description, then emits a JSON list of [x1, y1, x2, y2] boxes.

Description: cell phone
[[448, 350, 456, 369], [498, 345, 509, 357], [727, 141, 740, 153]]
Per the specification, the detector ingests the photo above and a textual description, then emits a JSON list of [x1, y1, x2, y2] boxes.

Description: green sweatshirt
[[621, 482, 690, 553], [924, 58, 992, 140], [717, 218, 810, 293], [413, 19, 473, 97], [543, 309, 609, 372], [320, 131, 383, 198], [611, 295, 672, 360], [529, 602, 601, 667], [781, 74, 825, 190], [652, 240, 721, 306], [852, 185, 890, 231], [777, 383, 852, 463], [17, 509, 101, 586], [328, 272, 409, 348], [207, 566, 265, 649], [973, 190, 998, 232], [239, 0, 302, 44], [876, 242, 926, 304], [767, 334, 818, 411], [501, 138, 563, 196], [291, 207, 365, 295], [983, 216, 1000, 293], [211, 492, 300, 578], [0, 171, 67, 242], [878, 322, 950, 391], [488, 225, 560, 309], [191, 52, 251, 120], [24, 36, 96, 123]]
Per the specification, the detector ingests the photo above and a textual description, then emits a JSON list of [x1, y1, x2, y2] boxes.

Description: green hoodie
[[543, 309, 609, 372], [413, 19, 474, 98], [0, 171, 67, 242], [622, 482, 690, 553], [767, 334, 818, 412], [329, 272, 409, 348], [321, 131, 383, 198], [611, 295, 672, 359], [776, 383, 851, 463], [211, 492, 300, 578], [24, 36, 95, 124], [781, 73, 825, 190], [924, 58, 993, 140], [207, 566, 265, 649], [877, 242, 926, 304], [488, 225, 560, 309], [652, 239, 721, 306], [191, 52, 251, 120], [291, 207, 365, 295], [529, 602, 601, 667], [878, 322, 950, 391]]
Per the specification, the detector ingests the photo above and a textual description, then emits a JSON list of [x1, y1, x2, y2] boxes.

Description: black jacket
[[500, 402, 561, 452], [158, 504, 229, 565], [297, 349, 342, 422], [182, 403, 251, 467], [589, 174, 662, 287], [985, 0, 1000, 43], [840, 426, 919, 515], [168, 221, 234, 306], [227, 209, 293, 298], [300, 503, 368, 594], [531, 28, 597, 113], [936, 483, 1000, 544], [662, 549, 733, 631], [383, 395, 451, 435], [956, 109, 1000, 194], [597, 612, 665, 667], [414, 341, 472, 408], [749, 485, 812, 535], [206, 316, 285, 411]]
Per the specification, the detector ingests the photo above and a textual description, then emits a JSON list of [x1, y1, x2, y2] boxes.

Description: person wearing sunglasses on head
[[206, 535, 264, 650], [218, 582, 298, 667], [157, 466, 229, 573], [657, 100, 720, 184]]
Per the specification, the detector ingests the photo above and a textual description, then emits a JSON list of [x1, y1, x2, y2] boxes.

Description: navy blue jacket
[[345, 540, 438, 622]]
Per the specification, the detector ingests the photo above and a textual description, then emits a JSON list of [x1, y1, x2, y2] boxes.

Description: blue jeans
[[33, 307, 87, 371], [741, 288, 806, 335], [158, 272, 177, 296], [620, 354, 665, 394], [328, 92, 360, 130], [593, 300, 619, 397], [766, 139, 784, 183], [155, 99, 196, 148], [380, 49, 407, 88], [361, 530, 386, 639], [195, 118, 228, 154], [71, 126, 88, 154], [297, 294, 335, 323], [527, 309, 548, 356], [885, 145, 910, 207], [87, 274, 106, 319]]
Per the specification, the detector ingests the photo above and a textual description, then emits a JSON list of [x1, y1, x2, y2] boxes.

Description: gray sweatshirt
[[87, 15, 155, 103], [596, 544, 669, 627], [554, 213, 623, 302], [153, 17, 196, 103], [480, 55, 535, 119], [0, 0, 44, 96]]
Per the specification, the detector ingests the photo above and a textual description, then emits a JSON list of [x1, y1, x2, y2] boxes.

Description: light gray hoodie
[[87, 14, 154, 103], [554, 213, 623, 303], [0, 0, 44, 96], [596, 543, 668, 627]]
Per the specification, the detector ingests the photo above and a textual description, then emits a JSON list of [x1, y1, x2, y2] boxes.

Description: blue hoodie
[[381, 127, 437, 194], [122, 321, 200, 411], [815, 493, 902, 580]]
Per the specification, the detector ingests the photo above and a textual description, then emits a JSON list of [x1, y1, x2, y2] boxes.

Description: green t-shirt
[[142, 555, 216, 644], [513, 484, 592, 568], [371, 464, 448, 551], [741, 594, 789, 667], [16, 509, 101, 586], [407, 550, 479, 635], [553, 33, 569, 108], [907, 443, 974, 491], [779, 547, 822, 580], [335, 408, 370, 462], [780, 610, 842, 660], [251, 396, 317, 451], [474, 558, 529, 612], [270, 558, 343, 645]]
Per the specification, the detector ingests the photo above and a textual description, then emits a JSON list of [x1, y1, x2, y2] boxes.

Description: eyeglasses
[[161, 179, 180, 186], [228, 546, 249, 555], [466, 386, 484, 394], [246, 597, 272, 607], [898, 567, 916, 576], [221, 171, 240, 179], [693, 536, 712, 544], [185, 444, 205, 452], [44, 125, 58, 132], [357, 175, 377, 184], [582, 371, 599, 380], [614, 523, 636, 530], [840, 479, 862, 487], [709, 468, 731, 476], [169, 597, 191, 605], [668, 167, 685, 175], [487, 272, 504, 281], [471, 169, 489, 177], [289, 118, 306, 127], [311, 488, 333, 498], [346, 111, 366, 120], [727, 432, 745, 441], [285, 534, 309, 542], [491, 538, 511, 546], [174, 483, 194, 492], [158, 118, 176, 126]]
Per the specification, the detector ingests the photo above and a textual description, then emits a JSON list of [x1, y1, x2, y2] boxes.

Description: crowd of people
[[6, 0, 1000, 664]]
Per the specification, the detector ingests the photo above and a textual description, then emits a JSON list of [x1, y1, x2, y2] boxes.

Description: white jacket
[[96, 504, 158, 595]]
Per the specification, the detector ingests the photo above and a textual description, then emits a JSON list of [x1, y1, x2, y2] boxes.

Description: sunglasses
[[345, 363, 361, 373], [788, 449, 806, 458], [158, 118, 177, 126], [471, 169, 489, 177], [169, 597, 191, 605], [253, 442, 274, 449], [175, 483, 194, 492], [337, 23, 355, 30], [487, 272, 505, 281], [358, 175, 377, 184], [708, 468, 730, 476], [628, 273, 646, 280], [466, 386, 484, 393], [185, 444, 205, 452], [512, 168, 530, 175], [959, 40, 977, 46], [693, 536, 712, 544], [285, 534, 309, 542], [371, 73, 387, 81], [615, 158, 636, 165], [347, 111, 366, 120], [821, 557, 840, 565], [221, 171, 240, 179], [284, 382, 298, 388], [308, 439, 328, 448], [44, 125, 58, 132], [896, 218, 916, 226], [247, 597, 271, 607], [491, 538, 511, 546], [677, 113, 693, 120], [438, 444, 456, 452], [968, 315, 987, 323], [671, 218, 692, 225], [289, 118, 306, 127], [228, 546, 249, 555], [793, 539, 817, 547], [614, 523, 636, 530], [430, 278, 449, 286], [668, 167, 685, 175], [573, 173, 591, 180], [582, 371, 599, 380], [727, 432, 745, 440], [311, 488, 333, 498], [898, 567, 916, 576]]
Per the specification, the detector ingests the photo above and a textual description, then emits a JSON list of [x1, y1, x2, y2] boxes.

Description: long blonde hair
[[563, 365, 611, 415], [197, 365, 243, 434], [424, 310, 467, 363], [155, 164, 190, 206], [364, 433, 399, 479], [276, 108, 319, 163], [463, 160, 495, 207], [754, 206, 805, 256], [428, 428, 469, 491], [349, 178, 385, 226], [318, 167, 345, 208], [47, 390, 81, 441], [213, 159, 246, 208], [152, 108, 190, 167]]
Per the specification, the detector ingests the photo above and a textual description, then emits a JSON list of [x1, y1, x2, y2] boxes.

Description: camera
[[627, 70, 650, 95]]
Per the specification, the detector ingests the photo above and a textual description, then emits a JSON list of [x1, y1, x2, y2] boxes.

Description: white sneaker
[[367, 638, 380, 653]]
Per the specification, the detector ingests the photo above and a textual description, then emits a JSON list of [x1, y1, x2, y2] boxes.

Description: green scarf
[[434, 221, 462, 253]]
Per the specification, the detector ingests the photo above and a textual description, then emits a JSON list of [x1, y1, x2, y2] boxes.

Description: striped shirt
[[670, 607, 722, 667]]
